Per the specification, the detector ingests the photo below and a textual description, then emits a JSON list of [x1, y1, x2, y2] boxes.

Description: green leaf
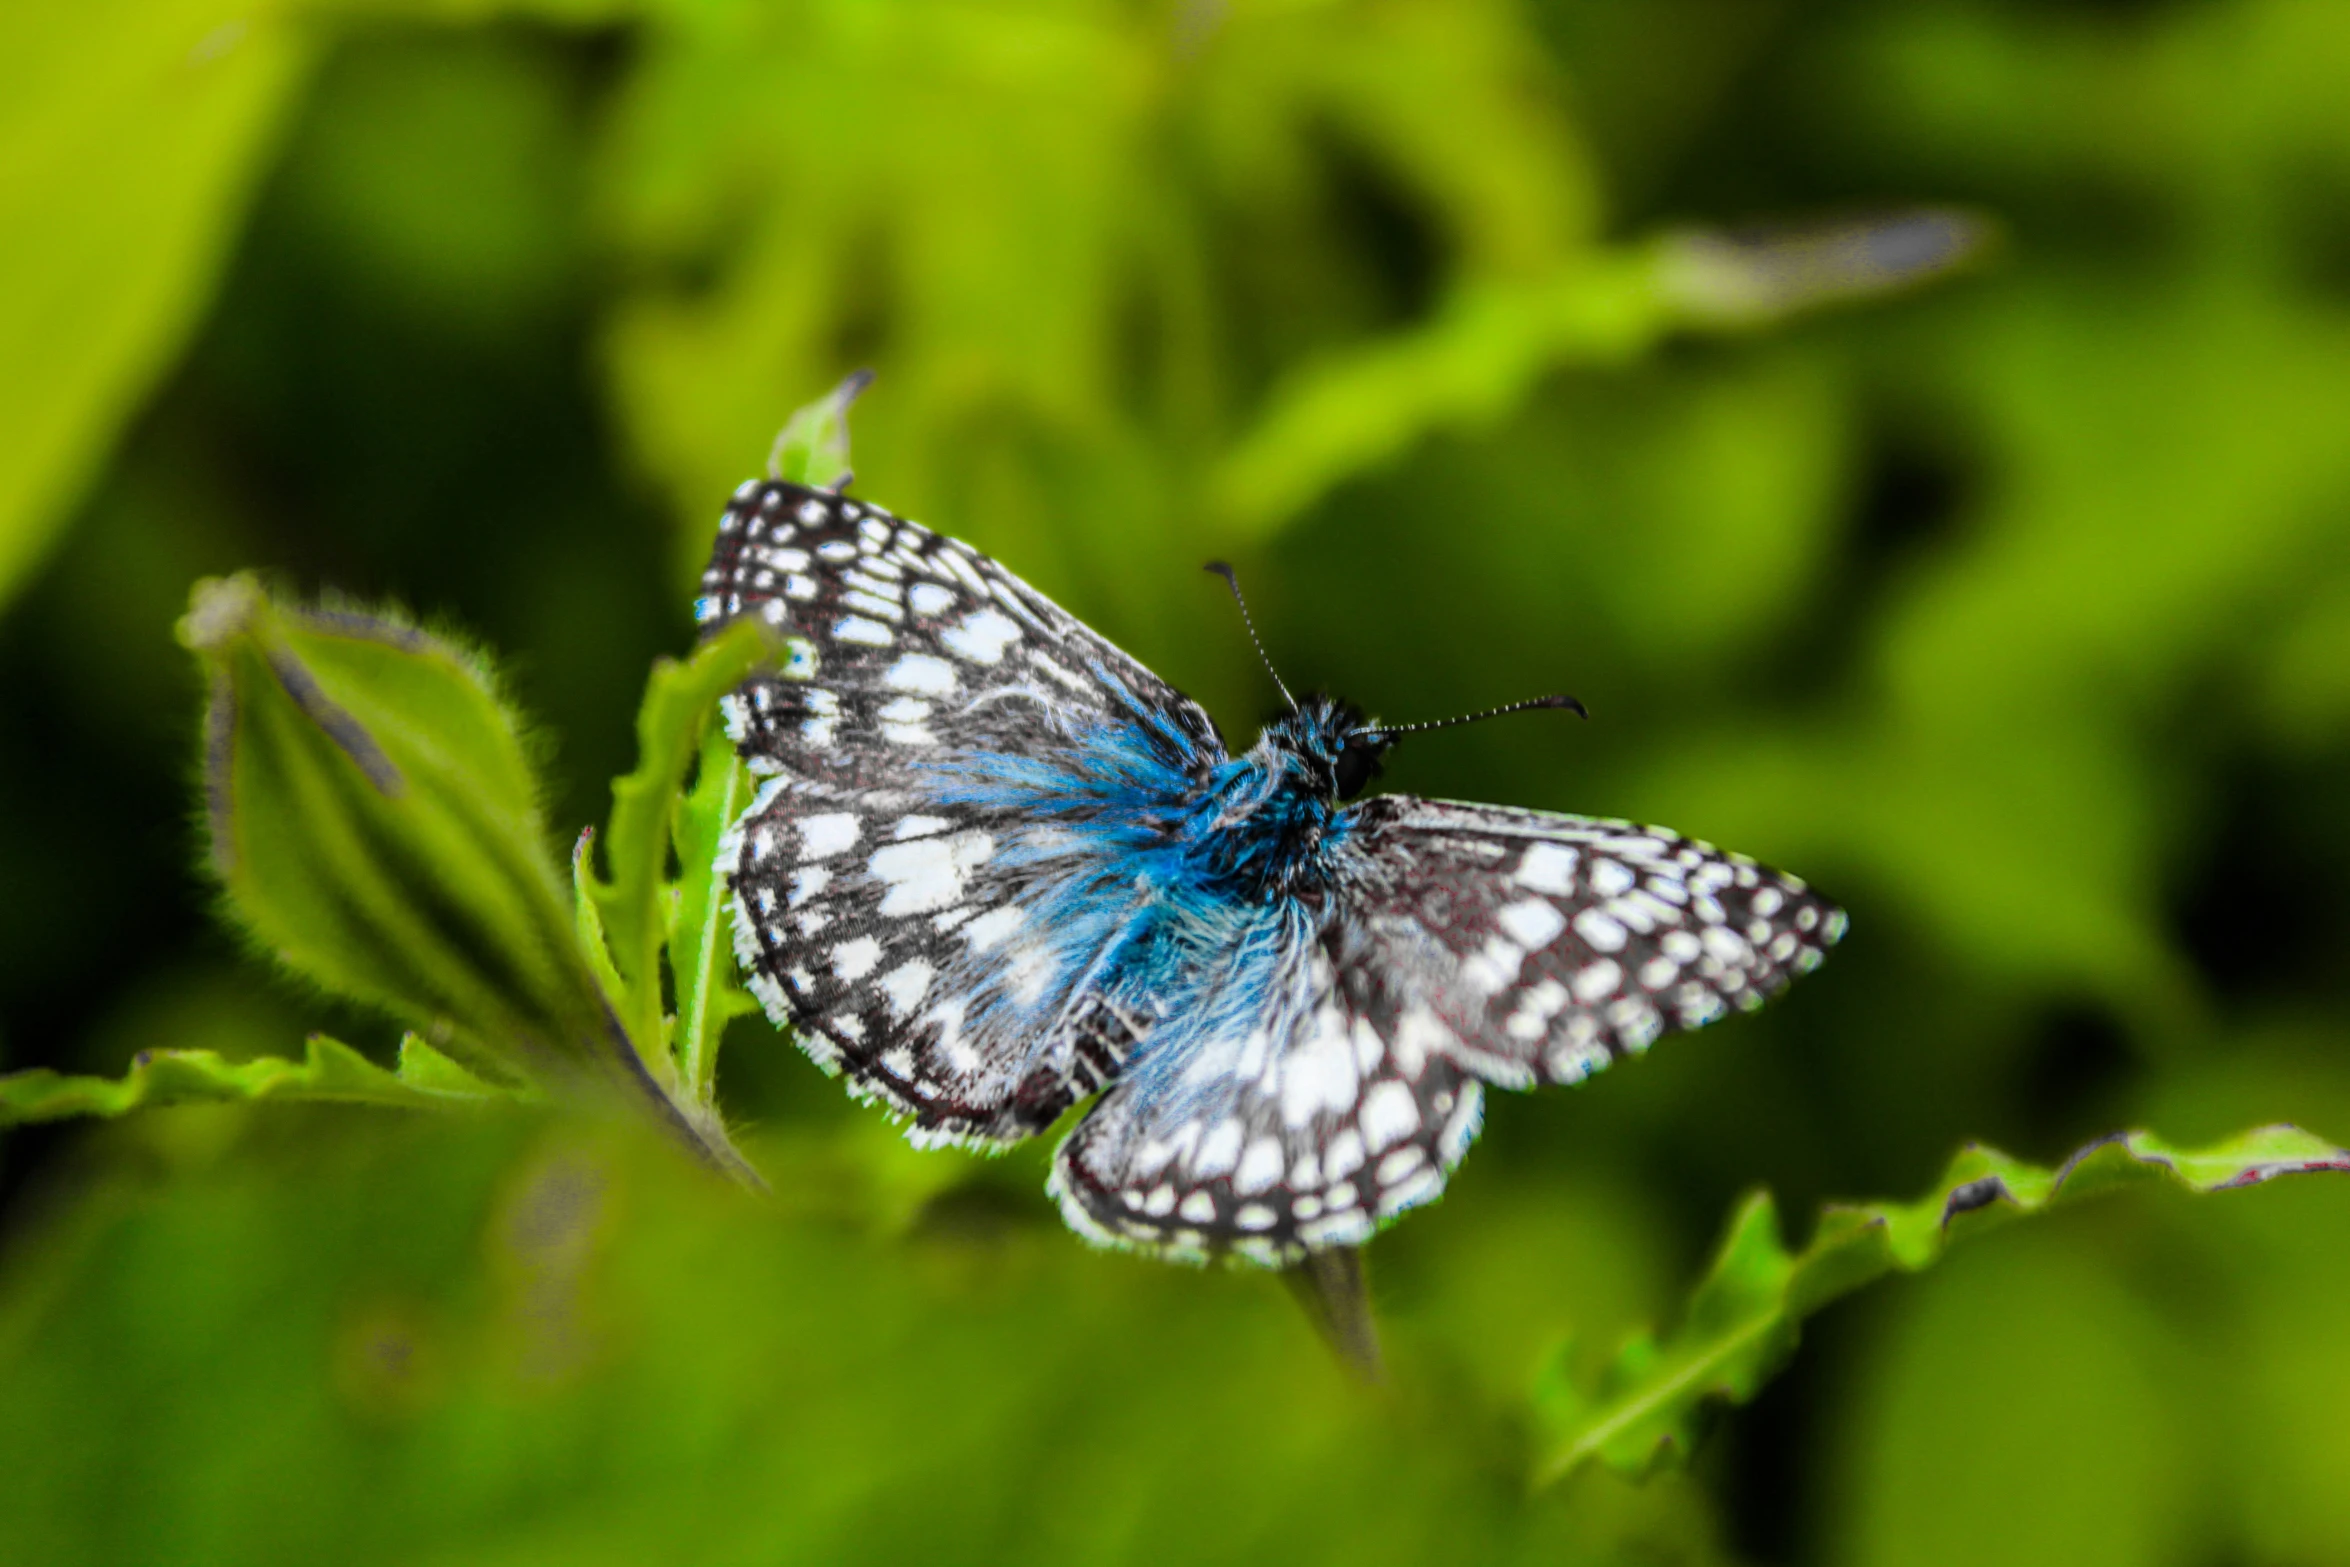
[[578, 616, 775, 1073], [669, 725, 759, 1101], [766, 368, 870, 491], [1531, 1125, 2350, 1488], [181, 573, 766, 1184], [0, 3, 315, 611], [180, 574, 595, 1089], [0, 1033, 511, 1128], [1211, 213, 1986, 540], [571, 826, 629, 1013], [600, 0, 1608, 562], [390, 1032, 513, 1097]]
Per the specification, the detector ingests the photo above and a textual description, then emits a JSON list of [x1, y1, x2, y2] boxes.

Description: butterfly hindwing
[[1049, 911, 1484, 1265]]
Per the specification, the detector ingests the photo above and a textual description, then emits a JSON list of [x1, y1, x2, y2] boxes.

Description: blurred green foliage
[[5, 2, 2350, 1564]]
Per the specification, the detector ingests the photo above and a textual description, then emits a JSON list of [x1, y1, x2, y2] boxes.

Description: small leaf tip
[[177, 572, 266, 654]]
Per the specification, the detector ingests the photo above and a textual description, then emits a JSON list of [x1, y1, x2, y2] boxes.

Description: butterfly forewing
[[700, 480, 1222, 1145], [702, 480, 1220, 782], [1332, 796, 1847, 1088]]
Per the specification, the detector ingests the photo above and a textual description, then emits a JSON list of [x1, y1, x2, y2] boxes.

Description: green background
[[5, 2, 2350, 1563]]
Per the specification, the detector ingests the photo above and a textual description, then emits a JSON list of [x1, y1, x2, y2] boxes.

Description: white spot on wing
[[1438, 1081, 1483, 1163], [1588, 859, 1636, 898], [831, 936, 881, 981], [1234, 1137, 1284, 1196], [1359, 1081, 1420, 1153], [1279, 1014, 1357, 1127], [1497, 898, 1566, 950], [1193, 1119, 1243, 1179], [1573, 907, 1628, 952], [1003, 942, 1054, 1004], [1391, 1006, 1452, 1079], [878, 959, 934, 1019], [798, 813, 860, 860], [961, 904, 1026, 951], [1515, 842, 1580, 895], [1571, 958, 1622, 1003], [867, 831, 993, 916], [884, 654, 958, 695], [1461, 936, 1526, 992], [1702, 926, 1752, 965], [941, 608, 1022, 664]]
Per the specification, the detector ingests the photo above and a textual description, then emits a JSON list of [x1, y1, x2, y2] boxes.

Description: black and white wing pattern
[[1049, 910, 1488, 1265], [697, 479, 1223, 1147], [1328, 796, 1845, 1091], [1046, 795, 1845, 1265], [700, 475, 1849, 1265]]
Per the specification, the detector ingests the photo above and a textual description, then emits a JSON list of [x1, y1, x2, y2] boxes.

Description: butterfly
[[698, 479, 1845, 1265]]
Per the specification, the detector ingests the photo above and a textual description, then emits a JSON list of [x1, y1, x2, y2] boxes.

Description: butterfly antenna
[[1356, 692, 1588, 738], [1204, 561, 1298, 713]]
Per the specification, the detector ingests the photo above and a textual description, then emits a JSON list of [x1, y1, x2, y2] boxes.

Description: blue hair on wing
[[909, 692, 1351, 1114]]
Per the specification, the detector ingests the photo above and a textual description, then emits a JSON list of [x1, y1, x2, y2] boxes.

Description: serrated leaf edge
[[0, 1033, 517, 1129], [1531, 1123, 2350, 1489]]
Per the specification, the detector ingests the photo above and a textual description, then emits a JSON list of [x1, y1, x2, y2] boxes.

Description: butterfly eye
[[1332, 736, 1385, 799]]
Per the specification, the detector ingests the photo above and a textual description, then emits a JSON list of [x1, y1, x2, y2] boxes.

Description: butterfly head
[[1265, 696, 1395, 802]]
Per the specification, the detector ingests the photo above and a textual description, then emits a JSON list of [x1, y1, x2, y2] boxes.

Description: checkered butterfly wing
[[698, 480, 1225, 1147], [1049, 908, 1489, 1265], [1047, 794, 1845, 1262], [1334, 795, 1846, 1087]]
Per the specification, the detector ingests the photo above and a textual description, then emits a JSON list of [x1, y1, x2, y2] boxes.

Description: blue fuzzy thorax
[[1179, 697, 1370, 902], [914, 692, 1386, 1095], [926, 692, 1371, 903]]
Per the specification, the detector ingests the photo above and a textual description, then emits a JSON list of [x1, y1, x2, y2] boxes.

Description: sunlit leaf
[[767, 368, 870, 492], [1531, 1125, 2350, 1487], [0, 4, 314, 610], [175, 574, 758, 1182], [578, 616, 774, 1069], [0, 1033, 511, 1127], [180, 574, 586, 1087], [669, 726, 758, 1101], [1214, 213, 1985, 540], [599, 0, 1606, 584]]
